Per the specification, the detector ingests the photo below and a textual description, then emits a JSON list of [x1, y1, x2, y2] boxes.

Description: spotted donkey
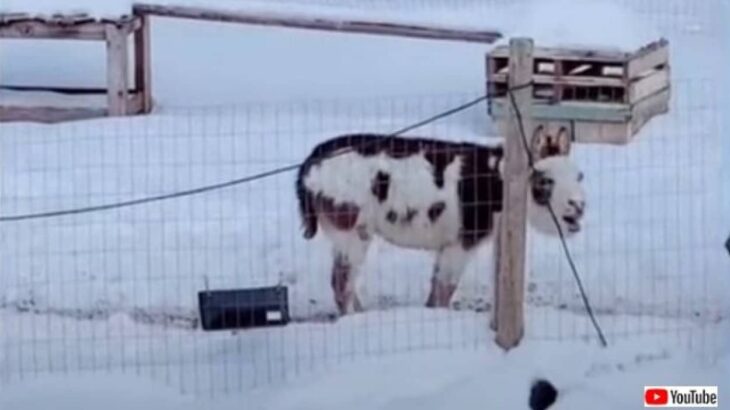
[[296, 126, 586, 315]]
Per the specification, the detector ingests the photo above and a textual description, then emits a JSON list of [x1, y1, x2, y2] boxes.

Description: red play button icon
[[645, 388, 669, 406]]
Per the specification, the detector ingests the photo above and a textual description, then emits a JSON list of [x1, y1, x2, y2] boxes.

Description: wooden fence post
[[493, 37, 533, 351], [134, 13, 153, 113], [105, 24, 129, 116]]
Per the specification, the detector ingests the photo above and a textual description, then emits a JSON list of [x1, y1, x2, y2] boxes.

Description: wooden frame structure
[[487, 38, 670, 144], [0, 13, 152, 123], [488, 38, 671, 350]]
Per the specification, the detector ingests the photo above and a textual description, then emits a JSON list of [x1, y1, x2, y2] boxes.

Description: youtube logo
[[644, 386, 719, 407], [645, 388, 669, 406]]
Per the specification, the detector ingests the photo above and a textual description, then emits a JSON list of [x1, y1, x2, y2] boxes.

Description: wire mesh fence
[[524, 77, 728, 355], [0, 92, 499, 396], [1, 0, 729, 401], [1, 74, 728, 396]]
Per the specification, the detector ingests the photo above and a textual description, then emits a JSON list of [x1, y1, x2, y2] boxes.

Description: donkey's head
[[527, 126, 586, 237]]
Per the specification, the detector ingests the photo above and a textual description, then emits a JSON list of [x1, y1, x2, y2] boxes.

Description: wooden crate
[[486, 38, 670, 144], [0, 12, 152, 123]]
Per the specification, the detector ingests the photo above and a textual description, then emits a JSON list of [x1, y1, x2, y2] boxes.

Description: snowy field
[[1, 0, 730, 409]]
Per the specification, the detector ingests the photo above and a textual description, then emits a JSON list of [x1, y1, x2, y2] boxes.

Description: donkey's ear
[[531, 125, 546, 157], [554, 127, 571, 155]]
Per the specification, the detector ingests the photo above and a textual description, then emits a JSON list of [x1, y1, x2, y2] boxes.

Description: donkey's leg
[[329, 227, 372, 315], [426, 244, 471, 308]]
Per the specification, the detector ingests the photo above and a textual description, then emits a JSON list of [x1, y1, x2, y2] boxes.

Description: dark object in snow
[[198, 285, 289, 331], [529, 379, 558, 410], [725, 234, 730, 257]]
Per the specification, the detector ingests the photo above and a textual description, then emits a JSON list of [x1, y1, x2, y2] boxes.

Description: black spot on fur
[[530, 171, 553, 206], [371, 171, 390, 203], [296, 175, 319, 239], [424, 149, 457, 188], [529, 379, 558, 410], [427, 201, 446, 222], [386, 210, 398, 224]]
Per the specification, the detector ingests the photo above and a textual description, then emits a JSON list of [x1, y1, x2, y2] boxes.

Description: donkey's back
[[296, 134, 503, 250]]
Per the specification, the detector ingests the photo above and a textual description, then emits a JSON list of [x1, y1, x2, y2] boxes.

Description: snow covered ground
[[1, 335, 728, 410], [1, 0, 729, 408]]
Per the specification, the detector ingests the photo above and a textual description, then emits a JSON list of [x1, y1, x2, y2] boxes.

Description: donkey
[[295, 126, 586, 315]]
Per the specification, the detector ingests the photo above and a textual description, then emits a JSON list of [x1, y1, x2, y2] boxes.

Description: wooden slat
[[132, 3, 502, 44], [573, 121, 629, 144], [134, 13, 153, 113], [494, 37, 532, 351], [553, 60, 565, 104], [490, 44, 629, 62], [0, 20, 107, 39], [0, 106, 106, 123], [628, 38, 669, 79], [490, 99, 631, 123], [48, 13, 95, 26], [105, 25, 129, 116], [0, 13, 32, 25], [629, 67, 670, 102], [629, 86, 670, 135], [0, 15, 139, 39], [491, 73, 625, 88], [0, 85, 110, 94]]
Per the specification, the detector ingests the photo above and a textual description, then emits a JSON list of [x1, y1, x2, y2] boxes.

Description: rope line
[[0, 90, 512, 222]]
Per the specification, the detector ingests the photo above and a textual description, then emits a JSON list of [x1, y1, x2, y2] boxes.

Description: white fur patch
[[304, 151, 464, 250]]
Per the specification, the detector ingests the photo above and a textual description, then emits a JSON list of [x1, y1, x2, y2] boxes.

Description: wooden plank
[[133, 13, 153, 113], [629, 67, 670, 102], [490, 99, 631, 123], [491, 73, 625, 88], [105, 25, 129, 116], [0, 106, 106, 123], [48, 13, 95, 26], [572, 121, 629, 145], [629, 86, 670, 136], [0, 20, 107, 39], [0, 85, 110, 94], [133, 3, 502, 44], [627, 38, 669, 79], [490, 44, 629, 62], [553, 60, 565, 104], [0, 13, 33, 25], [494, 37, 532, 351]]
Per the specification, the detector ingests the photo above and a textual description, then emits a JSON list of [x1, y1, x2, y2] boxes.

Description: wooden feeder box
[[486, 38, 670, 144], [0, 12, 152, 123]]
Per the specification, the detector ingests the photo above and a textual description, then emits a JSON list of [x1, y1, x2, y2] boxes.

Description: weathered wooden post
[[133, 11, 152, 113], [493, 37, 533, 350], [105, 24, 130, 116]]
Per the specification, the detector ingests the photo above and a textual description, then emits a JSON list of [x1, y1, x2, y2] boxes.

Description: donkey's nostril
[[569, 199, 585, 215]]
